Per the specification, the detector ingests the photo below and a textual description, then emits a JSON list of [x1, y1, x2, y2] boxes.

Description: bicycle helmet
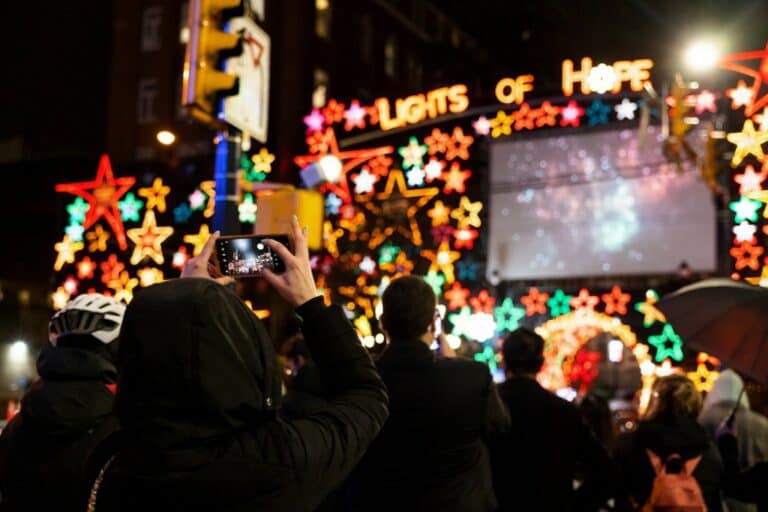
[[49, 294, 127, 346]]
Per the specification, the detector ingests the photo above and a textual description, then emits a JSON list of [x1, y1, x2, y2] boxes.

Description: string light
[[469, 289, 495, 314], [138, 177, 171, 213], [494, 297, 526, 332], [602, 286, 631, 315], [450, 196, 483, 229], [421, 241, 460, 284], [634, 289, 666, 327], [520, 287, 549, 316], [442, 162, 471, 194], [444, 282, 470, 310], [126, 210, 174, 265], [118, 192, 144, 222], [648, 323, 684, 362], [54, 235, 84, 271], [547, 289, 572, 316], [726, 120, 768, 167], [687, 363, 720, 393]]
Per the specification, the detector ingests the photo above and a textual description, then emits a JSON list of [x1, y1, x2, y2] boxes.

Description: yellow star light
[[54, 235, 84, 271], [184, 224, 211, 256], [138, 177, 171, 213], [727, 120, 768, 167], [138, 267, 165, 287], [110, 271, 139, 303], [490, 110, 513, 138], [86, 224, 111, 252], [380, 251, 414, 277], [359, 169, 438, 248], [252, 148, 276, 174], [200, 181, 216, 218], [420, 241, 460, 283], [323, 220, 344, 258], [127, 210, 174, 265], [428, 200, 452, 226], [745, 265, 768, 287], [450, 196, 483, 229], [687, 363, 720, 393], [51, 286, 70, 310]]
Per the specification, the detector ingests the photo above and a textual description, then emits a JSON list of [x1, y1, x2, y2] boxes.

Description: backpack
[[641, 449, 707, 512]]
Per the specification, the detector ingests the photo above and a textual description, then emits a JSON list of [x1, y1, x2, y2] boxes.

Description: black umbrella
[[656, 278, 768, 385]]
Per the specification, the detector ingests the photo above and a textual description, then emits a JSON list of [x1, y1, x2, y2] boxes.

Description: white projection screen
[[487, 126, 717, 281]]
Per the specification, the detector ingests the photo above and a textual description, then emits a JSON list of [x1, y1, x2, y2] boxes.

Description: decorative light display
[[406, 167, 426, 187], [238, 193, 257, 223], [727, 120, 768, 167], [100, 254, 125, 287], [137, 267, 164, 288], [303, 108, 325, 132], [77, 256, 96, 279], [86, 225, 111, 253], [734, 164, 767, 195], [442, 162, 471, 194], [126, 210, 174, 265], [648, 323, 684, 362], [55, 154, 135, 250], [570, 288, 600, 311], [67, 197, 91, 225], [51, 286, 70, 311], [138, 177, 171, 213], [634, 289, 666, 327], [730, 241, 764, 270], [453, 227, 479, 250], [560, 101, 585, 127], [425, 128, 449, 155], [353, 169, 379, 194], [469, 289, 495, 314], [398, 137, 429, 169], [694, 90, 717, 114], [189, 189, 207, 211], [585, 99, 611, 126], [65, 223, 85, 243], [520, 287, 549, 316], [423, 270, 446, 296], [450, 196, 483, 229], [755, 107, 768, 131], [444, 127, 474, 160], [174, 203, 193, 224], [421, 241, 460, 283], [344, 100, 367, 131], [444, 282, 470, 310], [472, 116, 491, 136], [687, 363, 720, 393], [726, 80, 754, 109], [729, 196, 762, 223], [490, 110, 514, 137], [119, 193, 144, 222], [602, 286, 631, 315], [547, 289, 572, 317], [54, 235, 84, 271], [494, 297, 526, 333], [183, 224, 211, 256], [614, 98, 638, 120]]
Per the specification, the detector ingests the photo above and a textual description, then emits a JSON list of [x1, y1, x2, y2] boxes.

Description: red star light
[[730, 241, 764, 270], [469, 289, 496, 314], [570, 288, 599, 311], [720, 41, 768, 116], [442, 162, 472, 194], [520, 287, 550, 316], [444, 282, 470, 310], [734, 164, 767, 195], [55, 154, 135, 250], [560, 100, 585, 127], [602, 286, 631, 315], [694, 90, 717, 114]]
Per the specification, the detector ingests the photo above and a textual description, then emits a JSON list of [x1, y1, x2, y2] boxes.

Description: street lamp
[[8, 340, 29, 367], [684, 40, 720, 71], [156, 130, 177, 146]]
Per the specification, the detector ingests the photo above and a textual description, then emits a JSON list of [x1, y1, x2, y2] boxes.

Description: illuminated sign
[[562, 57, 653, 96], [494, 75, 535, 105], [375, 84, 469, 131]]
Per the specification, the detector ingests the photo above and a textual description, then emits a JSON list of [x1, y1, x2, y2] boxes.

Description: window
[[141, 6, 163, 52], [137, 78, 159, 124], [359, 14, 373, 63], [315, 0, 331, 40], [384, 34, 398, 78], [312, 69, 329, 109]]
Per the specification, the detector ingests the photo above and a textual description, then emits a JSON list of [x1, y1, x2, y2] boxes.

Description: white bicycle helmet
[[48, 294, 127, 346]]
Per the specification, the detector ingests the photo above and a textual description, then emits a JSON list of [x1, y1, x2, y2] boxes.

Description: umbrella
[[656, 278, 768, 385]]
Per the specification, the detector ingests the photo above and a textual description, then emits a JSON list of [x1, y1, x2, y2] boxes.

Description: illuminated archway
[[535, 310, 637, 390]]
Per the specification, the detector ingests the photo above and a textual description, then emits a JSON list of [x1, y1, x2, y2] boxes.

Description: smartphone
[[215, 234, 289, 278], [434, 304, 446, 337]]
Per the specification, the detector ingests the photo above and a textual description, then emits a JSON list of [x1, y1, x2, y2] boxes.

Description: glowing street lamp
[[8, 340, 29, 367], [684, 40, 720, 71], [156, 130, 177, 146]]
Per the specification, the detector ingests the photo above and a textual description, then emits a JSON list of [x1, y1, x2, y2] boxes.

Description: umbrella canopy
[[657, 279, 768, 385]]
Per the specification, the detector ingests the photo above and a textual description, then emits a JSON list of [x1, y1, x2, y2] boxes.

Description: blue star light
[[586, 100, 611, 126], [325, 193, 343, 216], [173, 203, 193, 224], [456, 258, 480, 281]]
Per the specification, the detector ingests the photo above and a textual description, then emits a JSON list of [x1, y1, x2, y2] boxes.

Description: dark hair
[[502, 327, 544, 374], [643, 375, 702, 422], [381, 276, 436, 341]]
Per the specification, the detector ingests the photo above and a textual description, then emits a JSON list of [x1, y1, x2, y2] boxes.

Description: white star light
[[359, 256, 377, 274], [473, 116, 491, 136], [353, 169, 377, 194], [406, 167, 426, 187], [733, 221, 757, 242], [65, 223, 85, 242], [614, 98, 638, 120], [424, 158, 445, 182], [189, 189, 206, 210]]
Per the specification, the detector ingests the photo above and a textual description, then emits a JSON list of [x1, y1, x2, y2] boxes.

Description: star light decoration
[[65, 223, 85, 242], [602, 286, 631, 315], [322, 99, 346, 124], [126, 210, 174, 265], [520, 287, 549, 316], [490, 110, 514, 137], [585, 100, 611, 126], [634, 290, 666, 327], [67, 197, 90, 224], [250, 148, 275, 175], [423, 270, 446, 296], [494, 297, 526, 333], [730, 241, 764, 270], [694, 90, 718, 114], [614, 98, 638, 120], [238, 193, 258, 224], [473, 116, 491, 136], [570, 288, 600, 311], [746, 265, 768, 287], [118, 192, 144, 222], [138, 267, 164, 288], [174, 203, 193, 224], [469, 290, 495, 314], [442, 162, 471, 194], [444, 127, 474, 160], [55, 154, 135, 250], [100, 254, 125, 287], [450, 196, 483, 229], [560, 101, 585, 127], [398, 136, 429, 169], [138, 177, 171, 213], [200, 181, 216, 218], [648, 323, 684, 362], [77, 256, 96, 279], [755, 107, 768, 131], [344, 100, 367, 131], [359, 169, 438, 248], [730, 196, 762, 223], [733, 221, 757, 243], [353, 168, 379, 194], [453, 227, 479, 249], [687, 363, 720, 393], [547, 289, 572, 317], [424, 158, 445, 182], [726, 80, 754, 109], [303, 108, 325, 132], [406, 167, 426, 187], [734, 164, 767, 195], [54, 235, 84, 271], [421, 241, 460, 283], [444, 282, 470, 310], [726, 120, 768, 167], [189, 189, 207, 211], [183, 224, 211, 256], [172, 246, 190, 270], [86, 225, 111, 253]]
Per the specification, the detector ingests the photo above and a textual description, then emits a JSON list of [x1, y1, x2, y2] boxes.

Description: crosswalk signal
[[182, 0, 242, 124]]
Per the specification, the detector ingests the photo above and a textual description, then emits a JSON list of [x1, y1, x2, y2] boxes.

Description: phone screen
[[216, 234, 289, 278]]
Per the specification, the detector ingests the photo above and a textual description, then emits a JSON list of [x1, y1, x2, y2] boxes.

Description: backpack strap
[[645, 449, 664, 474], [87, 455, 116, 512], [683, 455, 702, 476]]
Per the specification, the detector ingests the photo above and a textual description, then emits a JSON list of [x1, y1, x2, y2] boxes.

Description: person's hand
[[263, 216, 319, 308], [180, 230, 234, 286], [437, 332, 456, 358]]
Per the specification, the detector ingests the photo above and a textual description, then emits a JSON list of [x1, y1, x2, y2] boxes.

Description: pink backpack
[[641, 449, 707, 512]]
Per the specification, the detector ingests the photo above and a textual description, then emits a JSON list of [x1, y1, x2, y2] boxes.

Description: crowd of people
[[1, 217, 767, 511]]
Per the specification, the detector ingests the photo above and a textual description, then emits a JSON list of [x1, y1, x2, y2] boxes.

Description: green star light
[[648, 323, 684, 362], [494, 297, 526, 332], [547, 289, 572, 317]]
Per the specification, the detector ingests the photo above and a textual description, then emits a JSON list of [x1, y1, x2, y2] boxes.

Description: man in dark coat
[[92, 219, 389, 512], [344, 275, 509, 512], [0, 294, 126, 512], [490, 328, 616, 512]]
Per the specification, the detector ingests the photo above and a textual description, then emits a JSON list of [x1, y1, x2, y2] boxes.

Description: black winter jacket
[[93, 279, 388, 512], [343, 340, 509, 512], [0, 346, 119, 512], [490, 377, 616, 512]]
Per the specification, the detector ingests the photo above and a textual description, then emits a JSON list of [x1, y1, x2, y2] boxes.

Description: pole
[[212, 131, 242, 234]]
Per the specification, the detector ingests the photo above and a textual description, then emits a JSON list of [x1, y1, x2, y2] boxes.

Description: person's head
[[502, 327, 544, 377], [702, 368, 749, 410], [380, 276, 437, 344], [48, 293, 127, 363], [644, 375, 702, 422]]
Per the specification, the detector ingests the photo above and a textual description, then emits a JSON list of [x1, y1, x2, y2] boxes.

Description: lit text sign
[[495, 74, 534, 105], [562, 57, 653, 96], [376, 84, 469, 131]]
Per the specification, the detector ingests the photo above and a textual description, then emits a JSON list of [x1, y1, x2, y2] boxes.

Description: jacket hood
[[702, 369, 750, 410], [115, 278, 281, 451], [18, 346, 116, 438], [638, 414, 711, 458]]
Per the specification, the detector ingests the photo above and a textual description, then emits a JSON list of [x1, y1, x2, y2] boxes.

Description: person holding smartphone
[[89, 217, 389, 512]]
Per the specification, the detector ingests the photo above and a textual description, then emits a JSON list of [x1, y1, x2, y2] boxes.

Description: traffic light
[[182, 0, 242, 124], [700, 127, 725, 194], [669, 75, 697, 139]]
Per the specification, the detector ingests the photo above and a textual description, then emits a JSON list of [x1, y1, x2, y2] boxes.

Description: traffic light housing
[[700, 127, 724, 194], [182, 0, 242, 124], [669, 76, 697, 139]]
